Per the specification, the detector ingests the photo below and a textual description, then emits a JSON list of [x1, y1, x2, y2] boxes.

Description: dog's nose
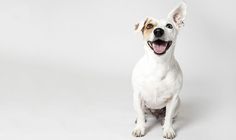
[[154, 28, 164, 37]]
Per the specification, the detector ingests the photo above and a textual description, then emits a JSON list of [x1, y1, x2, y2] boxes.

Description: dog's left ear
[[168, 2, 187, 29], [134, 21, 144, 33]]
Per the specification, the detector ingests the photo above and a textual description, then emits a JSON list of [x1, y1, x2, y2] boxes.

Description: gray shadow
[[175, 79, 215, 133]]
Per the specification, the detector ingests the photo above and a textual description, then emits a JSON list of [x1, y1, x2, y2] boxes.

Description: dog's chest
[[133, 59, 181, 109], [140, 70, 175, 108]]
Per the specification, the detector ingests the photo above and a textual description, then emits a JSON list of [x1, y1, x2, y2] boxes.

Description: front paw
[[163, 127, 175, 139], [132, 127, 145, 137]]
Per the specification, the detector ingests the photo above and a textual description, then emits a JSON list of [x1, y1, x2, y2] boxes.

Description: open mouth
[[147, 39, 172, 55]]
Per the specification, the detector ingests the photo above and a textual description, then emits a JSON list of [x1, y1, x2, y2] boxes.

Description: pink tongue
[[152, 43, 167, 53]]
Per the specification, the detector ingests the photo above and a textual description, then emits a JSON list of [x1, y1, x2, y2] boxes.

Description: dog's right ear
[[134, 18, 148, 33]]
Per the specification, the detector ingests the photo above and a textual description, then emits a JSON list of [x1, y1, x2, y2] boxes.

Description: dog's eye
[[166, 23, 173, 29], [146, 24, 154, 29]]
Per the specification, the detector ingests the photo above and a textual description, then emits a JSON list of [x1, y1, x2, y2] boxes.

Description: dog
[[132, 2, 187, 139]]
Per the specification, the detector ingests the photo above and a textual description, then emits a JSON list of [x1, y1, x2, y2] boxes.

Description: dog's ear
[[168, 2, 187, 29], [134, 18, 148, 33]]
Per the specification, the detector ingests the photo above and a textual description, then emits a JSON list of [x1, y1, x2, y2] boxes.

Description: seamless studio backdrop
[[0, 0, 235, 140]]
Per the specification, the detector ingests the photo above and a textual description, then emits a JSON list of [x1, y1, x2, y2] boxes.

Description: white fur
[[132, 2, 187, 139]]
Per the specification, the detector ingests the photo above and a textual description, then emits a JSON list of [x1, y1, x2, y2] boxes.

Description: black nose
[[154, 28, 164, 37]]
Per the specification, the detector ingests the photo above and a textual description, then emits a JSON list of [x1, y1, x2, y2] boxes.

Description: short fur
[[132, 2, 187, 139]]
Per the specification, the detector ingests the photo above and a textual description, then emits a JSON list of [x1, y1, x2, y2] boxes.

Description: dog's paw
[[163, 127, 175, 139], [132, 127, 145, 137]]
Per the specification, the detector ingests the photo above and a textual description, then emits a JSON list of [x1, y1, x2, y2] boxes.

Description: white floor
[[0, 61, 235, 140]]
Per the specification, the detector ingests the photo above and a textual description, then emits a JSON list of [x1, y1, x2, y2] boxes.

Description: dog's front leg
[[132, 92, 145, 137], [163, 95, 180, 139]]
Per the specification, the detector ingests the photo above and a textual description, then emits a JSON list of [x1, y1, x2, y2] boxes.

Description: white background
[[0, 0, 236, 139]]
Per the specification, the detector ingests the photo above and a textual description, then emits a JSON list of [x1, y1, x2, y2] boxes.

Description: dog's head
[[135, 2, 187, 56]]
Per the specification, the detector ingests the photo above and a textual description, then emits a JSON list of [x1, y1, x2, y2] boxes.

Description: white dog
[[132, 2, 187, 139]]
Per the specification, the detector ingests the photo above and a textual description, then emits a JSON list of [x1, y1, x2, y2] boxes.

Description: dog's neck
[[144, 43, 176, 65]]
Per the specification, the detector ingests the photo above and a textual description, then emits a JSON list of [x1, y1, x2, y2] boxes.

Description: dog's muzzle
[[147, 39, 172, 55], [154, 28, 164, 38]]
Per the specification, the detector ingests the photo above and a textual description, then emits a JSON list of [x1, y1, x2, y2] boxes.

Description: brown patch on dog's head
[[142, 18, 157, 39], [135, 17, 158, 40]]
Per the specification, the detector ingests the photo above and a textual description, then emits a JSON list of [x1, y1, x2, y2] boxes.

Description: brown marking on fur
[[142, 18, 158, 39], [141, 18, 148, 33]]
